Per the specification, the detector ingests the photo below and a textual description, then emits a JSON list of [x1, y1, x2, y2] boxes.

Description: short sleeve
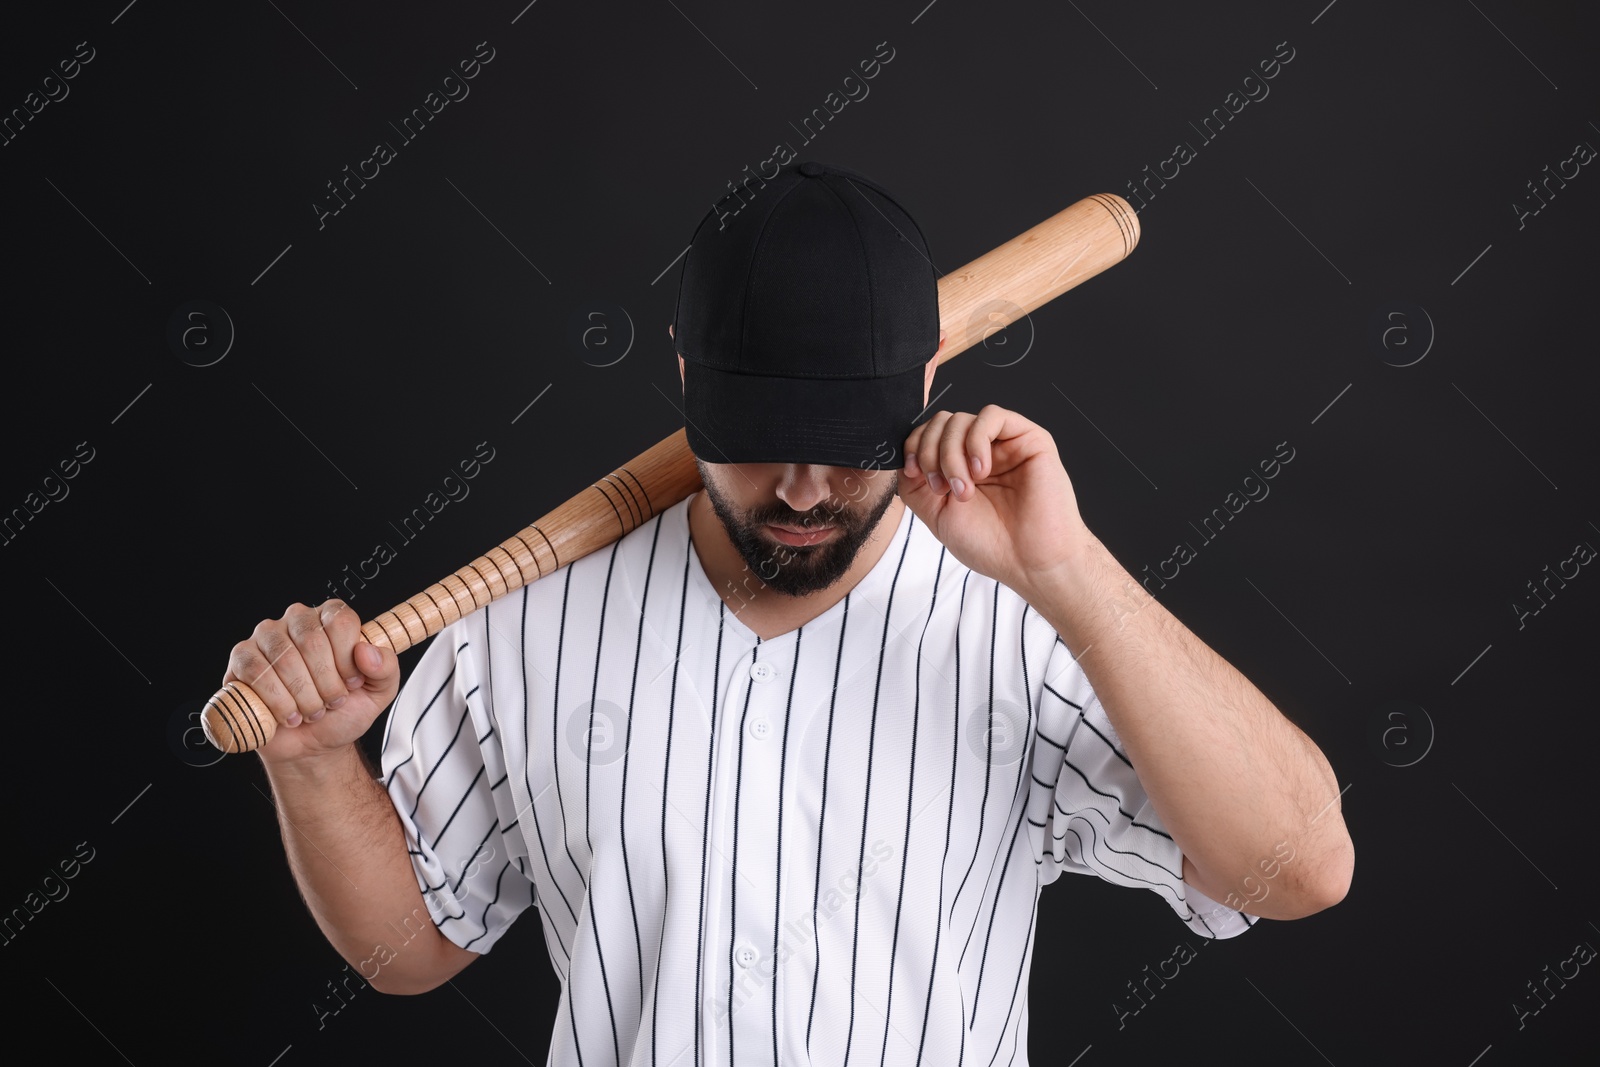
[[379, 617, 536, 953], [1030, 635, 1255, 939]]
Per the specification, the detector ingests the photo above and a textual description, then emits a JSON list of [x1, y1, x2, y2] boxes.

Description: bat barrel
[[937, 193, 1138, 365], [202, 194, 1139, 755]]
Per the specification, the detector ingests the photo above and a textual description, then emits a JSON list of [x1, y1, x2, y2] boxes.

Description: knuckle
[[309, 661, 344, 700], [227, 643, 262, 678], [314, 671, 347, 703], [283, 675, 320, 712], [256, 627, 292, 662], [287, 609, 322, 642], [324, 605, 358, 642]]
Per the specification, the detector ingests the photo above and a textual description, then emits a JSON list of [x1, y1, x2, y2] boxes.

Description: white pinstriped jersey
[[379, 493, 1254, 1066]]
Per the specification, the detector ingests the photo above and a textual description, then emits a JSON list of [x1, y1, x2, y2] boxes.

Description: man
[[233, 161, 1353, 1064]]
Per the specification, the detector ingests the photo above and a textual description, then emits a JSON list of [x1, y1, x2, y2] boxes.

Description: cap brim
[[681, 358, 926, 469]]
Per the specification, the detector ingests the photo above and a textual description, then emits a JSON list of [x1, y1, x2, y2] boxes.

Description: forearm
[[261, 744, 475, 992], [1024, 533, 1354, 919]]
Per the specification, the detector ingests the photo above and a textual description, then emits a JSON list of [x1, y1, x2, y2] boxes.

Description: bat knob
[[201, 681, 277, 754]]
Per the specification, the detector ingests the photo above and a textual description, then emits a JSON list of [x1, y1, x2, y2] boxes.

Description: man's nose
[[775, 466, 837, 519]]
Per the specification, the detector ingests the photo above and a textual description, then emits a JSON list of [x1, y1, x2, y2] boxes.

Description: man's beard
[[697, 462, 899, 598]]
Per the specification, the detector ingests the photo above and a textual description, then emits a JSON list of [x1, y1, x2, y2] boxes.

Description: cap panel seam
[[819, 174, 878, 376], [737, 176, 808, 374], [836, 173, 940, 374]]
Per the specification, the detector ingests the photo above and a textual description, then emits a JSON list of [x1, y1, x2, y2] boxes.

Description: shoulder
[[485, 493, 696, 626], [414, 494, 697, 680]]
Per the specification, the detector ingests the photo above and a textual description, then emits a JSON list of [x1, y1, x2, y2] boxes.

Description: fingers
[[317, 599, 399, 710], [318, 599, 366, 692], [904, 406, 1004, 501], [221, 600, 373, 732], [902, 412, 949, 492], [224, 615, 318, 730], [287, 603, 354, 719], [223, 633, 294, 729]]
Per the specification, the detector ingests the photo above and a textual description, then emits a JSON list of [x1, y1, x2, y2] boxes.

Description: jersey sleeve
[[379, 617, 536, 953], [1030, 634, 1255, 939]]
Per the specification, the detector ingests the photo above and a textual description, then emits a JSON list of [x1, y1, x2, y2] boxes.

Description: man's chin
[[739, 526, 853, 596], [756, 564, 846, 599]]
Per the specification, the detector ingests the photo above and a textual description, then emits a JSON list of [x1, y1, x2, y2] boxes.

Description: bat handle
[[201, 623, 402, 754], [200, 679, 277, 754], [202, 428, 705, 755]]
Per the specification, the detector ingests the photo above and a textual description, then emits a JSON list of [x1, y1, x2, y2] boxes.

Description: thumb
[[354, 641, 398, 686]]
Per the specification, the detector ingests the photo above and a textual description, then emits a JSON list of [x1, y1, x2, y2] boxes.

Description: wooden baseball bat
[[202, 192, 1139, 754]]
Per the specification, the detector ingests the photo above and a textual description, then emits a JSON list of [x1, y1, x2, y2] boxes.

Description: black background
[[4, 1, 1597, 1064]]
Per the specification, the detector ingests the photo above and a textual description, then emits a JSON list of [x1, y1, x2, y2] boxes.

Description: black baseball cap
[[671, 160, 940, 470]]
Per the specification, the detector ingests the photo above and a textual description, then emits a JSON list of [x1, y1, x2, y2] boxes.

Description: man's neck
[[688, 489, 905, 640]]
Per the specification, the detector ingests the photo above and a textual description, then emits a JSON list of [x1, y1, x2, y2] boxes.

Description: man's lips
[[766, 523, 838, 546]]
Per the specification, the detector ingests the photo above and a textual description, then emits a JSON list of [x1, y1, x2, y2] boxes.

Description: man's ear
[[924, 330, 945, 406], [672, 324, 686, 393]]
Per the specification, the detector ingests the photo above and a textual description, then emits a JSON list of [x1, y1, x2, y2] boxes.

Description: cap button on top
[[797, 161, 825, 177]]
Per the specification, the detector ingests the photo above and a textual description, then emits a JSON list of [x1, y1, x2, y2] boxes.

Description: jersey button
[[749, 661, 774, 682], [736, 943, 760, 968], [748, 717, 770, 740]]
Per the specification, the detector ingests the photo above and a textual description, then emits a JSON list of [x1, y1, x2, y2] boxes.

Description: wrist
[[1020, 527, 1105, 606], [1024, 533, 1156, 652], [259, 741, 370, 788]]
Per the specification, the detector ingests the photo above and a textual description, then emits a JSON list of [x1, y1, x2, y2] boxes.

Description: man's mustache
[[753, 509, 844, 529]]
